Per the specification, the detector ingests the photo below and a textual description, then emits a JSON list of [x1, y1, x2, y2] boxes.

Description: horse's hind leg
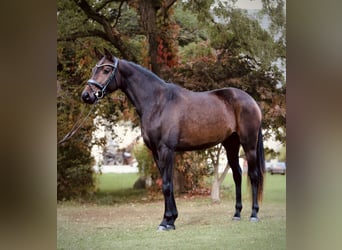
[[241, 135, 262, 222], [223, 133, 242, 220]]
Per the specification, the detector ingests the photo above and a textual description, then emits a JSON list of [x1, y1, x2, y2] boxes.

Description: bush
[[133, 143, 210, 194], [175, 151, 211, 193], [57, 142, 96, 200]]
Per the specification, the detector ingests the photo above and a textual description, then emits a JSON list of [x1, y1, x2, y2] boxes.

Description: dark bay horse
[[81, 48, 265, 231]]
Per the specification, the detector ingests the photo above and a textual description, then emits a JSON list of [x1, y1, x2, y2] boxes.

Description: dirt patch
[[58, 202, 165, 230]]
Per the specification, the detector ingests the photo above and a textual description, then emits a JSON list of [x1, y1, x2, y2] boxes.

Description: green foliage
[[277, 145, 286, 162], [210, 7, 278, 67], [57, 95, 97, 201], [179, 41, 215, 63], [182, 0, 216, 23], [132, 143, 158, 180], [57, 0, 87, 38], [261, 0, 286, 53], [174, 4, 207, 46]]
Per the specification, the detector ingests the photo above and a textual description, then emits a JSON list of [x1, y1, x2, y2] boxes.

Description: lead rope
[[58, 102, 97, 145]]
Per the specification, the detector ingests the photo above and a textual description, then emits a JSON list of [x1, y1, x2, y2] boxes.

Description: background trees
[[57, 0, 286, 200]]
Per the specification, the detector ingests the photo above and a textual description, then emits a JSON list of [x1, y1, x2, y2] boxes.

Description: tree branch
[[73, 0, 137, 61], [218, 162, 230, 184], [58, 30, 109, 42], [113, 0, 125, 27], [159, 0, 177, 19], [164, 0, 177, 12], [74, 0, 109, 25], [95, 0, 115, 12]]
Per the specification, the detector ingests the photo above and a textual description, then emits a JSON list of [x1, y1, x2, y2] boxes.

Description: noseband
[[87, 57, 119, 99]]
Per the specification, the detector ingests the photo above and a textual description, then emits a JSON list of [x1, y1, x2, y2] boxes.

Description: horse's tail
[[256, 127, 266, 202]]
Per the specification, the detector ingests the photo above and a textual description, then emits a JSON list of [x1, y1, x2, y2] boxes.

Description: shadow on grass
[[90, 188, 149, 205]]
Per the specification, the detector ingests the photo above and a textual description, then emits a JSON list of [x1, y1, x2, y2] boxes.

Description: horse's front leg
[[153, 145, 178, 231]]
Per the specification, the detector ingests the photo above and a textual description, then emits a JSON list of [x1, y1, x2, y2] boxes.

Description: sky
[[236, 0, 263, 9]]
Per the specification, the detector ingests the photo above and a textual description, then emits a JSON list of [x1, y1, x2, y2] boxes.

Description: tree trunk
[[211, 177, 220, 203], [137, 0, 160, 74], [137, 0, 177, 75], [211, 162, 230, 202]]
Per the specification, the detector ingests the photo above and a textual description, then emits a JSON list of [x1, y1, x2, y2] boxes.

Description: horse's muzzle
[[81, 90, 96, 104]]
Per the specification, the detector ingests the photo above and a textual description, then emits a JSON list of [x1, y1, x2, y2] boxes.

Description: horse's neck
[[119, 62, 165, 117]]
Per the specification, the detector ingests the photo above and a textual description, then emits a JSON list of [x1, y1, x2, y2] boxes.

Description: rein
[[57, 102, 97, 145]]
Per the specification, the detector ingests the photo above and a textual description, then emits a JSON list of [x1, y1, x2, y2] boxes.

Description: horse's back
[[213, 87, 262, 121]]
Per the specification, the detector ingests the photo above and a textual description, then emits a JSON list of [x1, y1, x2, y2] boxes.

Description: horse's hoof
[[250, 217, 259, 222], [232, 216, 241, 221], [157, 226, 166, 231], [157, 225, 175, 231]]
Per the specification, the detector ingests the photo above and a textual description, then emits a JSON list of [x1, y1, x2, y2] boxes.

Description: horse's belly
[[177, 114, 235, 150]]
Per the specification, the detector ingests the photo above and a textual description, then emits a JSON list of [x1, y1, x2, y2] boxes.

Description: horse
[[81, 48, 265, 231]]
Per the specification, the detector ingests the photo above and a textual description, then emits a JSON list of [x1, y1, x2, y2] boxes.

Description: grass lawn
[[57, 173, 286, 250]]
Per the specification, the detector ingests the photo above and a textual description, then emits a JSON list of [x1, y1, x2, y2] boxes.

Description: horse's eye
[[103, 69, 110, 74]]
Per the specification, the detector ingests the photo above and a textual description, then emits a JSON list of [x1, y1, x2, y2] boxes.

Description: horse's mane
[[124, 60, 185, 95], [125, 60, 178, 86], [125, 60, 167, 84]]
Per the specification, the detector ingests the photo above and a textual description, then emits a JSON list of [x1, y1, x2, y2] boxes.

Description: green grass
[[96, 173, 140, 192], [93, 172, 148, 204], [58, 173, 285, 250]]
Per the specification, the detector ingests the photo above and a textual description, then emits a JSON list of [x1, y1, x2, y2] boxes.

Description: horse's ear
[[104, 48, 113, 61], [94, 47, 103, 60]]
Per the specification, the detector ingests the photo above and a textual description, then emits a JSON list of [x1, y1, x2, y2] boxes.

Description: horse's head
[[81, 48, 119, 104]]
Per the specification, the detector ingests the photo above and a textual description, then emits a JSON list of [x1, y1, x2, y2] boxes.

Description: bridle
[[87, 57, 119, 100]]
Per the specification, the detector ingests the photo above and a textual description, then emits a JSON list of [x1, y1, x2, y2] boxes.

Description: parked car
[[268, 162, 286, 175], [265, 162, 272, 172]]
